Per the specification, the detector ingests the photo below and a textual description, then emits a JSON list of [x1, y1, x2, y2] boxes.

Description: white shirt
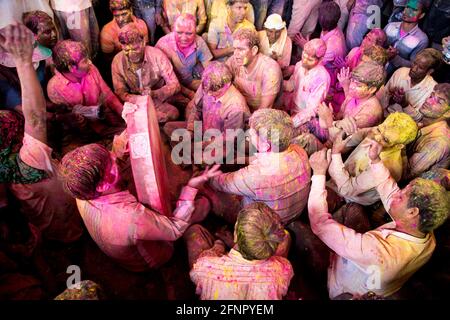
[[51, 0, 92, 12]]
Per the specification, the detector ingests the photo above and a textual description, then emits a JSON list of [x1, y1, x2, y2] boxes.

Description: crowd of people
[[0, 0, 449, 300]]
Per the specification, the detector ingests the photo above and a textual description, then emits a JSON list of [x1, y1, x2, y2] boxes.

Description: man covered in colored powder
[[328, 112, 418, 206], [206, 0, 255, 30], [405, 83, 450, 180], [100, 0, 149, 56], [59, 141, 220, 272], [377, 48, 442, 122], [207, 0, 256, 61], [163, 61, 251, 164], [112, 24, 180, 123], [296, 145, 449, 298], [226, 28, 282, 111], [258, 13, 292, 75], [318, 62, 385, 138], [206, 109, 311, 225], [384, 0, 429, 74], [344, 28, 387, 71], [156, 14, 213, 105], [283, 38, 330, 129], [161, 0, 207, 35], [47, 40, 125, 139], [186, 202, 293, 300], [0, 23, 83, 244]]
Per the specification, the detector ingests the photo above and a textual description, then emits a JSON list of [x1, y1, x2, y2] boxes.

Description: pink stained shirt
[[190, 248, 294, 300], [285, 63, 331, 125], [335, 96, 384, 130], [76, 186, 198, 272], [47, 64, 122, 115], [100, 16, 149, 54], [320, 28, 348, 65], [9, 133, 83, 243], [309, 166, 436, 298], [226, 53, 282, 112], [209, 144, 311, 224], [345, 47, 363, 71]]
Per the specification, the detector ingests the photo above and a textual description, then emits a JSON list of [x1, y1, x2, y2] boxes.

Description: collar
[[228, 249, 262, 264], [171, 33, 197, 58], [378, 222, 432, 243], [419, 120, 448, 134], [114, 15, 138, 30], [91, 190, 136, 205], [320, 28, 339, 41], [398, 23, 419, 38]]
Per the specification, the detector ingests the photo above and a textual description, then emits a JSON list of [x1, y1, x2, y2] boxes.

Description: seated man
[[345, 28, 386, 71], [0, 23, 83, 243], [283, 38, 330, 128], [384, 0, 429, 74], [258, 14, 292, 75], [226, 28, 282, 112], [377, 48, 442, 122], [163, 61, 251, 162], [47, 40, 125, 138], [304, 145, 449, 298], [318, 62, 385, 138], [329, 112, 418, 206], [100, 0, 149, 56], [112, 24, 180, 123], [59, 143, 220, 272], [161, 0, 207, 34], [207, 0, 255, 61], [207, 109, 311, 225], [405, 83, 450, 180], [187, 202, 293, 300], [156, 14, 213, 102]]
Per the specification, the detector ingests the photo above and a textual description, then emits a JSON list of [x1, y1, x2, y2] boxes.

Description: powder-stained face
[[36, 20, 57, 48], [402, 1, 423, 23], [348, 78, 371, 99], [229, 2, 247, 23], [232, 38, 256, 67], [420, 91, 449, 119], [301, 49, 320, 70], [266, 28, 282, 45], [122, 39, 145, 64], [113, 9, 133, 28], [409, 55, 432, 82], [174, 18, 196, 49], [389, 184, 413, 222], [371, 123, 402, 148]]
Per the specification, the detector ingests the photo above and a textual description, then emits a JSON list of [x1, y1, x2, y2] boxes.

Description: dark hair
[[235, 202, 286, 260], [415, 48, 443, 72], [408, 178, 449, 233], [226, 0, 250, 5], [60, 144, 111, 200], [52, 40, 88, 73], [22, 10, 53, 35], [249, 109, 294, 152], [318, 1, 341, 31]]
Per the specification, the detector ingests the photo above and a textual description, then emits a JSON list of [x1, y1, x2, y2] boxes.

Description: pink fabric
[[76, 186, 198, 271], [320, 28, 347, 65], [9, 134, 83, 243], [209, 144, 311, 224], [336, 96, 383, 129], [345, 47, 363, 71], [190, 248, 294, 300], [47, 64, 122, 115]]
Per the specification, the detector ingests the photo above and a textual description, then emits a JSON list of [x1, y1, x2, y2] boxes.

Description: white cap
[[264, 14, 285, 30]]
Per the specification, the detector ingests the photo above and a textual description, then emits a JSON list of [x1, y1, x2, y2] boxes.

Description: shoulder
[[100, 21, 116, 36]]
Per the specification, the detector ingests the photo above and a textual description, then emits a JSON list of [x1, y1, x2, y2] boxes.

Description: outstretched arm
[[0, 23, 47, 144]]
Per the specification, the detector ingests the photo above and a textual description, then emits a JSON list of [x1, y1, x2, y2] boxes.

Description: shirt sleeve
[[197, 37, 214, 66], [353, 99, 383, 129], [278, 36, 292, 69], [19, 133, 54, 173], [328, 153, 377, 198], [308, 174, 385, 267], [92, 65, 123, 115], [371, 161, 400, 213], [407, 140, 448, 179], [152, 49, 181, 101], [134, 186, 198, 241], [207, 20, 220, 45], [111, 54, 131, 102], [209, 165, 257, 197]]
